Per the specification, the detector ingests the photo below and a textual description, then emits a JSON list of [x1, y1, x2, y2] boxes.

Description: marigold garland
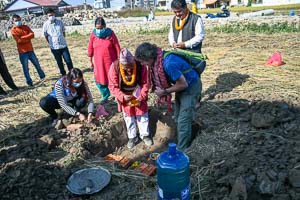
[[120, 61, 136, 86], [175, 10, 189, 31]]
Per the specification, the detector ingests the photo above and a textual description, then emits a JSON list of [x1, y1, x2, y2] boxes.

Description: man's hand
[[175, 42, 185, 49], [155, 87, 167, 97], [124, 95, 133, 102], [172, 42, 177, 48]]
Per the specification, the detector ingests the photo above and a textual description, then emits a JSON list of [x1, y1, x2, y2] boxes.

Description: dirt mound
[[0, 101, 175, 199], [187, 99, 300, 200]]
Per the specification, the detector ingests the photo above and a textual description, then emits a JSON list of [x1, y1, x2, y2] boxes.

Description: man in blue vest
[[168, 0, 205, 53]]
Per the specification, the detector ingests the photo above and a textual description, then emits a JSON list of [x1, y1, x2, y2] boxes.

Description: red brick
[[119, 157, 132, 169], [104, 154, 123, 162]]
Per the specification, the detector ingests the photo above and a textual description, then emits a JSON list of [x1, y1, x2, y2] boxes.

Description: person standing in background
[[11, 14, 45, 86], [169, 0, 205, 109], [0, 48, 19, 95], [88, 17, 120, 104], [43, 8, 73, 76], [168, 0, 205, 53]]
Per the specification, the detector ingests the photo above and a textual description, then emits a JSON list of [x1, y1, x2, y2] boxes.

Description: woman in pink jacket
[[88, 17, 120, 104], [108, 48, 153, 149]]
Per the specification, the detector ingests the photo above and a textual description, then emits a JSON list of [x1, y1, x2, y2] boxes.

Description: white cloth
[[168, 17, 205, 49], [123, 112, 149, 139]]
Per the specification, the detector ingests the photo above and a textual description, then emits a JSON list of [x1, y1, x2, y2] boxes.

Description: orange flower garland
[[120, 61, 137, 86], [175, 10, 189, 31]]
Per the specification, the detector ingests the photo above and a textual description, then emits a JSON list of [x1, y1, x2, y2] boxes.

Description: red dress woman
[[88, 17, 120, 103]]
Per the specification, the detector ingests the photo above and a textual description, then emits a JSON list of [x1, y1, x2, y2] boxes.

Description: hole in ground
[[84, 108, 177, 158]]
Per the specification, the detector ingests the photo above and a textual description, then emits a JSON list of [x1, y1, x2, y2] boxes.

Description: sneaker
[[142, 136, 153, 147], [127, 137, 138, 149], [51, 119, 58, 127]]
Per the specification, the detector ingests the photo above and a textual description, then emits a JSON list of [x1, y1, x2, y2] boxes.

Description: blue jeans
[[51, 47, 73, 76], [19, 51, 45, 85]]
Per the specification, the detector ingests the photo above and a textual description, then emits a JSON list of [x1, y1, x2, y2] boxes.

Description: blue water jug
[[156, 143, 190, 200], [289, 10, 295, 16]]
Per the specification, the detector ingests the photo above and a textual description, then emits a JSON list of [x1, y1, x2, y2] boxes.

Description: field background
[[1, 22, 300, 199]]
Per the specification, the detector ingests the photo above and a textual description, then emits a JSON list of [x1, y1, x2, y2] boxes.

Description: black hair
[[171, 0, 187, 9], [95, 17, 106, 27], [12, 14, 20, 20], [66, 68, 89, 100], [46, 8, 55, 15], [67, 68, 83, 84], [135, 42, 157, 62]]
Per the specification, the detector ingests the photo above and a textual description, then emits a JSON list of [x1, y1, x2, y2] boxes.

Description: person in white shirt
[[168, 0, 205, 53], [43, 8, 73, 76]]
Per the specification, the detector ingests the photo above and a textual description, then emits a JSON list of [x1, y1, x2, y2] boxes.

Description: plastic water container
[[156, 143, 190, 200]]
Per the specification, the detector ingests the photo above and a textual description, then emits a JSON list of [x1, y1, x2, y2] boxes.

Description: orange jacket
[[10, 25, 34, 53]]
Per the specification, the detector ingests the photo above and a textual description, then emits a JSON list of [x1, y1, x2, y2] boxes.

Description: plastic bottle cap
[[168, 143, 176, 155]]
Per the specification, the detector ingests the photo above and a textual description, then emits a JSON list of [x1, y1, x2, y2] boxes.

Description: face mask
[[95, 28, 107, 35], [72, 81, 82, 88], [95, 29, 101, 34], [15, 21, 22, 26], [49, 16, 56, 21]]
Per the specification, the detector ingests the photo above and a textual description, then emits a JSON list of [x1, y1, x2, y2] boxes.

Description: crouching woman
[[40, 68, 94, 126]]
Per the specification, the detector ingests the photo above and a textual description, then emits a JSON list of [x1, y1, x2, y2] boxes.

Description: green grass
[[66, 30, 85, 37], [137, 25, 169, 34], [209, 22, 300, 33], [153, 3, 300, 16]]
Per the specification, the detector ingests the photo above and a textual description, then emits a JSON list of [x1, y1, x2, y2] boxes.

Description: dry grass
[[0, 31, 300, 134]]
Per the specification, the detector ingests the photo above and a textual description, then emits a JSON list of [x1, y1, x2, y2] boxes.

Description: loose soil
[[1, 31, 300, 200]]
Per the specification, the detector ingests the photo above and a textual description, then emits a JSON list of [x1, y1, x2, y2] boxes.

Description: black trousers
[[39, 95, 86, 119], [0, 51, 18, 94]]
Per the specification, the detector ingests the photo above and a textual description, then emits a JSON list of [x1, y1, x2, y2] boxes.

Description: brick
[[135, 163, 148, 173], [104, 154, 123, 162], [142, 164, 156, 176], [119, 157, 132, 169]]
